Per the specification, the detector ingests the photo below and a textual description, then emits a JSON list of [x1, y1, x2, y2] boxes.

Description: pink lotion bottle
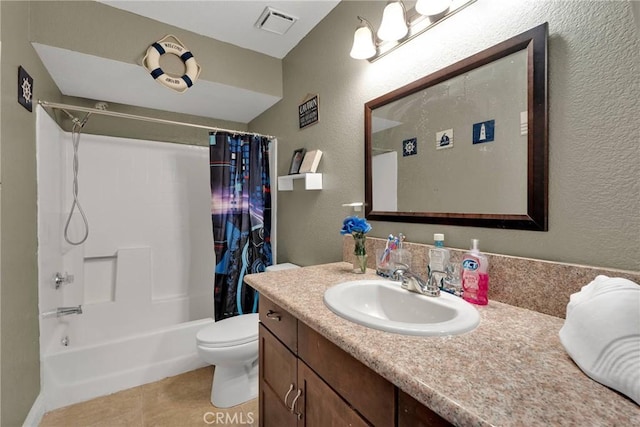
[[461, 239, 489, 305]]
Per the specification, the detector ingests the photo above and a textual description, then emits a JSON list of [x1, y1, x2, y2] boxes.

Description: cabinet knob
[[266, 310, 282, 321]]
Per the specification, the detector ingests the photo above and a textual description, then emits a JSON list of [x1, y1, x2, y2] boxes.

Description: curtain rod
[[38, 100, 275, 139]]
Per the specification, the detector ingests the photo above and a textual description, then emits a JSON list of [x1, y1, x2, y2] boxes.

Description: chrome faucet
[[40, 305, 83, 319], [393, 265, 441, 297]]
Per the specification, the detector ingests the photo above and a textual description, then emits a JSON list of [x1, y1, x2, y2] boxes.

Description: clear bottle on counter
[[428, 233, 450, 290]]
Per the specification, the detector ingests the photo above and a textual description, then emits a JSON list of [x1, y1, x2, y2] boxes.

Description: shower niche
[[83, 255, 117, 304]]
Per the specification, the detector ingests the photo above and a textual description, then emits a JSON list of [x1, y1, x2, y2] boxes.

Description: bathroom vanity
[[259, 295, 448, 426], [245, 263, 640, 426]]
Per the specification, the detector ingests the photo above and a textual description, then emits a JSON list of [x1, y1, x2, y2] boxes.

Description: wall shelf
[[278, 173, 323, 191]]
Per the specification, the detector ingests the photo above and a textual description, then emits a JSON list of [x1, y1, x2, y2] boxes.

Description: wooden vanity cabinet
[[259, 298, 369, 426], [297, 322, 395, 426], [259, 297, 298, 426], [259, 296, 451, 427], [398, 391, 451, 427], [259, 324, 298, 427]]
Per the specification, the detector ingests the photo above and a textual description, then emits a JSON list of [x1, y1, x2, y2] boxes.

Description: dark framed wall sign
[[18, 66, 34, 112], [298, 94, 319, 129]]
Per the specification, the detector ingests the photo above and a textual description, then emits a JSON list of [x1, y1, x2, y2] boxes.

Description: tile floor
[[39, 367, 258, 427]]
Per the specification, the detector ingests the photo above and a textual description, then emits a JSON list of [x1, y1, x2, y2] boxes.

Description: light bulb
[[377, 1, 408, 42], [350, 24, 377, 59], [415, 0, 452, 16]]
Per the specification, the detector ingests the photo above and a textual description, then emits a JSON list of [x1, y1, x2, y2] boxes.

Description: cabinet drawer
[[259, 296, 297, 353], [298, 322, 396, 426]]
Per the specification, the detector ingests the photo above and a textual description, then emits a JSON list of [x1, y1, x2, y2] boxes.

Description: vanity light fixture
[[377, 1, 408, 42], [415, 0, 453, 16], [349, 0, 476, 62], [350, 17, 377, 60]]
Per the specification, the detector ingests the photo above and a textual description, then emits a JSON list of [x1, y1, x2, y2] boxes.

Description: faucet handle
[[391, 263, 409, 281], [427, 269, 445, 297], [54, 272, 74, 289], [392, 264, 417, 293]]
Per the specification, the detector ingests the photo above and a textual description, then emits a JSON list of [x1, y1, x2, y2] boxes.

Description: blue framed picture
[[402, 138, 417, 156], [472, 120, 495, 144]]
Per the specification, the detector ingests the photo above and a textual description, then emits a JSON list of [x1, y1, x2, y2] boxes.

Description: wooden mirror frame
[[364, 23, 548, 231]]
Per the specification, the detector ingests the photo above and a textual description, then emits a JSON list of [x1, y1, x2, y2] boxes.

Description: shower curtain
[[209, 132, 272, 320]]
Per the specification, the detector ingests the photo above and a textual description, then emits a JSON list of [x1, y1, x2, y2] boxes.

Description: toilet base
[[211, 360, 259, 408]]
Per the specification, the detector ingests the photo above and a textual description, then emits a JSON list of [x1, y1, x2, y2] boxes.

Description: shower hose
[[63, 117, 90, 245]]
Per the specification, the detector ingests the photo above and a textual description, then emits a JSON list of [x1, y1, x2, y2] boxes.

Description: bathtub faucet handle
[[54, 272, 74, 289]]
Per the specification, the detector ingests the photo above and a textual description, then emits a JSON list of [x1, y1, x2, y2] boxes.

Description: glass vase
[[352, 233, 367, 274]]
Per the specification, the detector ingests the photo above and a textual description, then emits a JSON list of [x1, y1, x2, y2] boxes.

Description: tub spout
[[55, 305, 83, 317]]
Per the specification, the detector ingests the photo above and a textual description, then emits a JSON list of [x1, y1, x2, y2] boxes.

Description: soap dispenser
[[461, 239, 489, 305]]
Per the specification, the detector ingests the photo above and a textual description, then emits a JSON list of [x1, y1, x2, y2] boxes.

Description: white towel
[[559, 275, 640, 405]]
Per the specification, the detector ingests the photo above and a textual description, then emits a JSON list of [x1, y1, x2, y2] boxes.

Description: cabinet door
[[298, 323, 395, 426], [398, 390, 452, 427], [260, 324, 297, 427], [296, 362, 369, 427], [260, 379, 296, 427]]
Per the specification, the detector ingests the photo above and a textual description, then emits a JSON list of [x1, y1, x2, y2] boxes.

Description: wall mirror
[[365, 23, 548, 230]]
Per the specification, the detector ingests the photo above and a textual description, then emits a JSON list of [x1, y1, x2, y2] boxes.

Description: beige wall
[[1, 2, 61, 425], [0, 0, 638, 424], [0, 3, 3, 420], [0, 2, 250, 425], [57, 95, 249, 145], [250, 0, 640, 272]]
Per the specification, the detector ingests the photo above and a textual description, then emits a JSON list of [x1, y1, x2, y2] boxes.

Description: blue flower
[[340, 216, 372, 235]]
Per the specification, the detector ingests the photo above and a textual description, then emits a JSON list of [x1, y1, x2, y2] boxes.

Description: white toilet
[[196, 313, 260, 408], [196, 263, 299, 408]]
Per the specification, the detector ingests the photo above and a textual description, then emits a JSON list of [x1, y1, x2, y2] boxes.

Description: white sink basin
[[323, 280, 480, 336]]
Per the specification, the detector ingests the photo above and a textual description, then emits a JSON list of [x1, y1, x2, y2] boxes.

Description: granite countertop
[[245, 262, 640, 426]]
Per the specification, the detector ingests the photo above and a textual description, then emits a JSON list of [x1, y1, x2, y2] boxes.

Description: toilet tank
[[265, 263, 300, 272]]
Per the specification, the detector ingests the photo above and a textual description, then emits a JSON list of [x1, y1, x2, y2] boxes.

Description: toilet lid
[[197, 313, 259, 348]]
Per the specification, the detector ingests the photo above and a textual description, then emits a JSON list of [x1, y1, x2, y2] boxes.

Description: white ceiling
[[36, 1, 340, 123], [99, 0, 341, 59], [33, 42, 282, 123]]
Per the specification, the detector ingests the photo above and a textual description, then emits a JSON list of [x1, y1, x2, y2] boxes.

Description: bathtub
[[41, 317, 214, 410]]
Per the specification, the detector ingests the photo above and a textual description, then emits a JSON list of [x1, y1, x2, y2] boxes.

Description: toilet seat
[[196, 313, 258, 348]]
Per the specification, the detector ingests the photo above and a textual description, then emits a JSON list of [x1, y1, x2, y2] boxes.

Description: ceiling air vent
[[255, 6, 297, 35]]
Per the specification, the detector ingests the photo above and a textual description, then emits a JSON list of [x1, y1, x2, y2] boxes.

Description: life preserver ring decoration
[[143, 35, 201, 93]]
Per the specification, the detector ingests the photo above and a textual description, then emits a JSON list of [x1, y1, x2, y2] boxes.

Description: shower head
[[64, 101, 110, 129], [78, 112, 92, 128], [76, 102, 108, 128]]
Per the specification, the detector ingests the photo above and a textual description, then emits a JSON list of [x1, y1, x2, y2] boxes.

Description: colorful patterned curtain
[[209, 132, 272, 320]]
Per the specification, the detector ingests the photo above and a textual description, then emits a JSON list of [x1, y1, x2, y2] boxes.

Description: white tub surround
[[36, 107, 216, 410]]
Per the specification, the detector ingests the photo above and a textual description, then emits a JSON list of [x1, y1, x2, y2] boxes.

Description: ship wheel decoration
[[18, 66, 34, 112]]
